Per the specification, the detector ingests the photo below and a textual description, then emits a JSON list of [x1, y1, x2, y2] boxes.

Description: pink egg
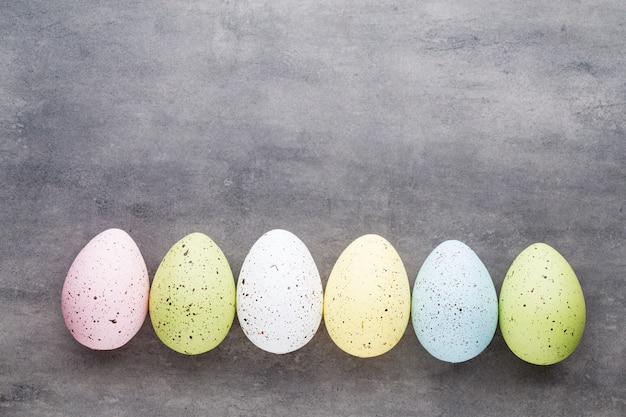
[[61, 228, 149, 350]]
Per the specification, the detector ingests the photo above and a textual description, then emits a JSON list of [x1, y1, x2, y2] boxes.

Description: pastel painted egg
[[411, 240, 498, 363], [237, 229, 323, 354], [323, 234, 410, 358], [149, 233, 235, 355], [499, 243, 586, 365], [61, 228, 150, 350]]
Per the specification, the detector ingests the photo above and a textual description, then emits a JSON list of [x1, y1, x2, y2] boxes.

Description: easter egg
[[324, 234, 411, 358], [499, 243, 586, 365], [237, 229, 323, 354], [411, 240, 498, 362], [149, 233, 235, 355], [61, 228, 150, 350]]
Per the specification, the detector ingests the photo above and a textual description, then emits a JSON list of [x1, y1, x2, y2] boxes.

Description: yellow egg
[[149, 233, 236, 355], [323, 234, 411, 358], [499, 243, 586, 365]]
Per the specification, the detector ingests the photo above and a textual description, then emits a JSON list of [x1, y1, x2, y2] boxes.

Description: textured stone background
[[1, 1, 624, 416]]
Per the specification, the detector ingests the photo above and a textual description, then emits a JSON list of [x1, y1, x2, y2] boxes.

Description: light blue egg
[[411, 240, 498, 362]]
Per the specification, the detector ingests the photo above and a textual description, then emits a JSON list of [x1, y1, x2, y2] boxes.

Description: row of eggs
[[61, 228, 586, 365]]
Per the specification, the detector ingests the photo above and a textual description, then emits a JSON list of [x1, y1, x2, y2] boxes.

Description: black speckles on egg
[[237, 229, 323, 355], [149, 233, 236, 355]]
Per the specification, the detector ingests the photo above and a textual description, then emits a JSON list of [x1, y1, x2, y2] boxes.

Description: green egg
[[499, 243, 586, 365], [149, 233, 236, 355]]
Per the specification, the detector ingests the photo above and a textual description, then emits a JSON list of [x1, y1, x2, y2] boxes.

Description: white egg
[[237, 229, 323, 354]]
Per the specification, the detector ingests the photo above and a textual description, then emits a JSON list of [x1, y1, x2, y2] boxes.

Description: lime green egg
[[149, 233, 236, 355], [499, 243, 586, 365]]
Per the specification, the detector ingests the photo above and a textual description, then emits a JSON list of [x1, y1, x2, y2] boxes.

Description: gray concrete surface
[[1, 1, 625, 416]]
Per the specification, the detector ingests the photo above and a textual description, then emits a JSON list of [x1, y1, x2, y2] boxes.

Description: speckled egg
[[237, 229, 323, 354], [61, 228, 150, 350], [411, 240, 498, 363], [499, 243, 586, 365], [149, 233, 236, 355], [323, 234, 410, 358]]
